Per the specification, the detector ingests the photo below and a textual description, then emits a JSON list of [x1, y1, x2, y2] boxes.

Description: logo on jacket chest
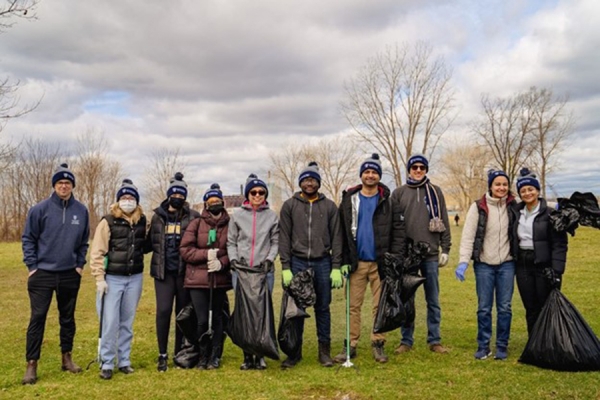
[[71, 215, 80, 225]]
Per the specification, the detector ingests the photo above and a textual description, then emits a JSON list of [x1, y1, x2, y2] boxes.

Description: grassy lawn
[[1, 225, 599, 399]]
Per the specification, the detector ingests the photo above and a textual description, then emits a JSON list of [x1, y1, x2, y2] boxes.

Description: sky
[[1, 0, 599, 199]]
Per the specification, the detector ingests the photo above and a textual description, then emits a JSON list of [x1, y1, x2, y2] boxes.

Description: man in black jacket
[[333, 154, 405, 363], [279, 162, 343, 369], [148, 173, 200, 371]]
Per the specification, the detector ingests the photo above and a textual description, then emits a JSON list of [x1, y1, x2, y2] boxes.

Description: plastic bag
[[519, 289, 600, 371], [173, 339, 199, 369], [552, 192, 600, 235], [373, 278, 405, 333], [277, 290, 309, 358], [228, 263, 279, 360], [176, 303, 198, 343], [288, 269, 316, 309]]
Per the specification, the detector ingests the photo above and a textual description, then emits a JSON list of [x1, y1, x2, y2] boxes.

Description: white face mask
[[119, 199, 137, 214]]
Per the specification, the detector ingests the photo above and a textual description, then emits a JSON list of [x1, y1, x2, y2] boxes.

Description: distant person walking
[[21, 163, 90, 385], [454, 214, 460, 226]]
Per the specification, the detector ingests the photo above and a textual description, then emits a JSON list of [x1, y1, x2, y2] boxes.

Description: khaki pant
[[349, 261, 384, 347]]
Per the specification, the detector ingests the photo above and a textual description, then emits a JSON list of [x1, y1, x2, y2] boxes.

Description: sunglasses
[[410, 165, 427, 171], [250, 190, 266, 197]]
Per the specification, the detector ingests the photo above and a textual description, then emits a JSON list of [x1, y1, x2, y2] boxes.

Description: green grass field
[[1, 225, 599, 399]]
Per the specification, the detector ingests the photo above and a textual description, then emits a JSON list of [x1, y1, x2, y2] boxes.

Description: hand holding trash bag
[[260, 260, 274, 273], [330, 269, 343, 289], [282, 270, 293, 287], [340, 264, 350, 277], [455, 262, 468, 282], [543, 268, 562, 289]]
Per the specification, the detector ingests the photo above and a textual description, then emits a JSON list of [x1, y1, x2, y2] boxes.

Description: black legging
[[189, 288, 228, 356], [154, 272, 189, 355]]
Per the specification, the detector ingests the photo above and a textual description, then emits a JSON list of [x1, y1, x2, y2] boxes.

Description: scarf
[[406, 176, 446, 233]]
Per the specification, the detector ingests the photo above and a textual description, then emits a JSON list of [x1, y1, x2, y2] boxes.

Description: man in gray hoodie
[[278, 162, 343, 369], [391, 154, 451, 355]]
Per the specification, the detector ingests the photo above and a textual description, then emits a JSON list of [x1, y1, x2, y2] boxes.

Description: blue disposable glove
[[330, 269, 343, 289], [282, 269, 293, 287], [340, 264, 351, 277], [455, 262, 468, 282]]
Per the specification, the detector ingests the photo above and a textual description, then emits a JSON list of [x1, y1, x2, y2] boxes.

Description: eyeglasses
[[250, 190, 266, 197], [410, 165, 427, 171]]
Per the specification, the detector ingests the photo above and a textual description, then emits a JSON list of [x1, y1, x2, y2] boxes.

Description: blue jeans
[[401, 261, 441, 346], [473, 261, 515, 349], [291, 256, 332, 344], [96, 273, 143, 370]]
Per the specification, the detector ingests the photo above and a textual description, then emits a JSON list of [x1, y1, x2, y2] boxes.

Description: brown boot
[[22, 360, 37, 385], [333, 340, 356, 364], [61, 352, 82, 373], [372, 340, 388, 363]]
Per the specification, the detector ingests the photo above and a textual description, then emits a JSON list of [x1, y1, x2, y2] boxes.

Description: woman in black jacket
[[148, 173, 200, 371], [511, 168, 568, 336]]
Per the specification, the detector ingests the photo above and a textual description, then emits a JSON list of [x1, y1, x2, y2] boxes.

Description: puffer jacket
[[180, 209, 231, 290], [339, 183, 405, 272], [278, 192, 343, 270], [227, 201, 279, 267], [148, 200, 200, 280], [509, 198, 568, 274]]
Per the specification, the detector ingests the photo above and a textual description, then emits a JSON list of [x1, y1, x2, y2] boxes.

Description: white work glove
[[207, 259, 222, 273], [96, 280, 108, 294], [207, 249, 218, 262], [439, 253, 449, 267]]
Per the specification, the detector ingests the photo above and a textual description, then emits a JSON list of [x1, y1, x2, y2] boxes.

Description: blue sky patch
[[83, 91, 131, 117]]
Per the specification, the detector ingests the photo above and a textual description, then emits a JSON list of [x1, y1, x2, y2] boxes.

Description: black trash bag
[[288, 268, 317, 309], [403, 295, 416, 327], [373, 277, 405, 334], [550, 207, 580, 236], [228, 263, 279, 360], [400, 273, 426, 304], [173, 339, 199, 369], [277, 290, 309, 358], [570, 192, 600, 229], [404, 240, 431, 272], [519, 289, 600, 371], [176, 302, 198, 343]]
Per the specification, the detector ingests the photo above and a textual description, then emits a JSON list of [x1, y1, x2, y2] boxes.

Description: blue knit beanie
[[244, 173, 268, 199], [487, 169, 510, 189], [52, 163, 76, 188], [360, 153, 382, 177], [407, 154, 429, 172], [516, 168, 540, 193], [116, 179, 140, 203], [203, 183, 223, 202], [298, 161, 321, 187], [167, 172, 188, 199]]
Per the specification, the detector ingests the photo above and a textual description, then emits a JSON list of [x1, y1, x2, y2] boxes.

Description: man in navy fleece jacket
[[21, 163, 90, 385]]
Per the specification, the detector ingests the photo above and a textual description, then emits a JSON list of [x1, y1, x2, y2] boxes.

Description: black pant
[[154, 272, 189, 355], [515, 250, 554, 336], [189, 288, 227, 356], [26, 269, 81, 360]]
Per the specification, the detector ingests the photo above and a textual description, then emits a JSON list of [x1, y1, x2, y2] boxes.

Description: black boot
[[197, 343, 210, 370], [254, 356, 267, 370], [240, 352, 255, 370], [22, 360, 37, 385], [206, 345, 221, 370], [318, 341, 333, 367]]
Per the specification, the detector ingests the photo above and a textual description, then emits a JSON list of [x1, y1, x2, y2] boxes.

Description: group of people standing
[[20, 154, 568, 384]]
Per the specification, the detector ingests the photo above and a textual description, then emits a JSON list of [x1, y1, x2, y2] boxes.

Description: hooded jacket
[[227, 201, 279, 268], [391, 182, 451, 261], [90, 203, 146, 281], [180, 209, 231, 290], [148, 200, 200, 280], [509, 198, 568, 274], [339, 183, 405, 272], [22, 192, 90, 272], [278, 192, 343, 270]]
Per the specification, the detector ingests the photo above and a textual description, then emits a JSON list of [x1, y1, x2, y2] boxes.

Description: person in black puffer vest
[[90, 179, 147, 380], [148, 173, 200, 372], [510, 168, 568, 336]]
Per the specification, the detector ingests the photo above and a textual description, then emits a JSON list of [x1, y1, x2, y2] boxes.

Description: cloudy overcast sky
[[1, 0, 599, 199]]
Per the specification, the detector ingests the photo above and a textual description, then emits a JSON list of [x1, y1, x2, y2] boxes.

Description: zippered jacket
[[227, 201, 279, 268], [339, 183, 405, 273], [278, 192, 343, 270], [22, 192, 90, 272]]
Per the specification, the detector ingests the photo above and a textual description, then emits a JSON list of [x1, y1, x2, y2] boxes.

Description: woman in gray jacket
[[227, 174, 279, 370]]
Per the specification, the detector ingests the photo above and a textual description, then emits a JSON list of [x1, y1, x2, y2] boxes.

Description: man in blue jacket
[[21, 163, 90, 385]]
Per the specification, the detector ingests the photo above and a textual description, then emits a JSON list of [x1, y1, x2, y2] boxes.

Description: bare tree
[[142, 147, 188, 210], [73, 129, 124, 232], [0, 1, 39, 31], [341, 41, 455, 187], [526, 87, 574, 197], [269, 143, 312, 199], [438, 142, 491, 211]]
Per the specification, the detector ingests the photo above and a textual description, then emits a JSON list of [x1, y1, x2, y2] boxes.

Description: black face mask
[[207, 204, 224, 215], [169, 197, 185, 210]]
